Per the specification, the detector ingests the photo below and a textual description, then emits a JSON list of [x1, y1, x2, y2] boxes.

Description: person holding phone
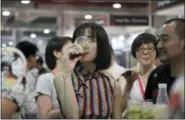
[[129, 33, 158, 102]]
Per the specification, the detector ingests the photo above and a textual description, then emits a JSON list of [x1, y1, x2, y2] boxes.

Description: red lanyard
[[137, 76, 145, 99]]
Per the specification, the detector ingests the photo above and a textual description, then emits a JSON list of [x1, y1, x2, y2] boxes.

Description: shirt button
[[154, 73, 158, 78]]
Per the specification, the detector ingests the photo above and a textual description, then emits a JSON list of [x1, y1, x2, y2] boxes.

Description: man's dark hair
[[45, 36, 72, 70], [37, 56, 44, 65], [131, 33, 158, 58], [72, 23, 112, 70], [16, 41, 38, 59], [164, 18, 185, 39]]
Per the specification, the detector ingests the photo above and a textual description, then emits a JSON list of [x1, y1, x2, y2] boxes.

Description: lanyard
[[137, 76, 145, 99]]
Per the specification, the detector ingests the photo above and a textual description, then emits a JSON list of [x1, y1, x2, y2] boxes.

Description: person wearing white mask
[[1, 47, 29, 119], [1, 41, 39, 119]]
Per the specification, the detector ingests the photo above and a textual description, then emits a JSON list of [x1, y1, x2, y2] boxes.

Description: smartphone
[[121, 70, 132, 77]]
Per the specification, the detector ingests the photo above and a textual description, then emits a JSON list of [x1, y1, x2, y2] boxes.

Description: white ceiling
[[154, 3, 184, 16]]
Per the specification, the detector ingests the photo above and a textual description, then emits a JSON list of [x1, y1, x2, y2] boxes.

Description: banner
[[110, 15, 149, 26]]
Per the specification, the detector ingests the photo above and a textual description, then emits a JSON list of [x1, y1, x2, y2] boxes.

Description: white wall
[[104, 26, 149, 35], [62, 25, 150, 36], [154, 3, 184, 16], [62, 25, 150, 52]]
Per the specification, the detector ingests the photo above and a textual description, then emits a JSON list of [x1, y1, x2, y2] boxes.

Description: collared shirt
[[144, 64, 176, 104], [71, 65, 114, 119]]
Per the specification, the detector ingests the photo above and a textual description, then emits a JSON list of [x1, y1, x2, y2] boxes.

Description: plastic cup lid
[[158, 83, 167, 88]]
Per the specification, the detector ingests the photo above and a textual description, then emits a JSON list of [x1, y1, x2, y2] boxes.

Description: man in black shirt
[[144, 18, 184, 104]]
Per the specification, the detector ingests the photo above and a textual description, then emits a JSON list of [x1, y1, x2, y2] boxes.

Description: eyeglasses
[[137, 47, 155, 54], [75, 36, 95, 44]]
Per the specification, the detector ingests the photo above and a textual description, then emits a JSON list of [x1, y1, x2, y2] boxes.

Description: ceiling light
[[2, 11, 11, 16], [84, 15, 92, 20], [2, 44, 7, 47], [43, 29, 50, 34], [113, 3, 122, 9], [8, 41, 14, 46], [21, 0, 30, 4], [119, 35, 125, 40], [30, 33, 36, 38]]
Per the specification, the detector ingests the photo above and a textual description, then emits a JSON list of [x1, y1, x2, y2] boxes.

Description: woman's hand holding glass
[[59, 36, 93, 74], [60, 43, 84, 74]]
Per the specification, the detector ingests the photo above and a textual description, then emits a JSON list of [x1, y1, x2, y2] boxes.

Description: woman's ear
[[179, 38, 185, 50], [53, 50, 61, 59]]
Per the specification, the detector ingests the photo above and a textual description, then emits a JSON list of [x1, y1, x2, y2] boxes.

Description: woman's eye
[[162, 38, 168, 42]]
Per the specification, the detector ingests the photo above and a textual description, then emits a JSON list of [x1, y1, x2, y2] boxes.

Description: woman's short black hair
[[45, 36, 72, 70], [72, 23, 112, 70], [131, 33, 158, 58], [16, 41, 38, 59]]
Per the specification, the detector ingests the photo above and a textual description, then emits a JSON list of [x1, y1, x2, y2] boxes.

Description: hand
[[121, 69, 139, 87], [60, 44, 84, 73]]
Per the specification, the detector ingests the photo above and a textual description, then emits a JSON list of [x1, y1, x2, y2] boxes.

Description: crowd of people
[[1, 18, 184, 119]]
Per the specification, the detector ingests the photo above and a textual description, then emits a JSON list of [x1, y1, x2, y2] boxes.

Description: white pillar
[[148, 1, 153, 27], [56, 14, 63, 36]]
